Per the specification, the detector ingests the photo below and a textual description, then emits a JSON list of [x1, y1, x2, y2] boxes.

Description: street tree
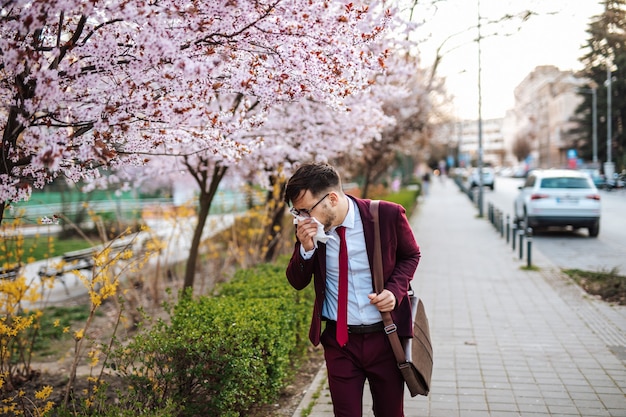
[[239, 90, 395, 263], [1, 0, 398, 291], [0, 0, 389, 226], [512, 135, 532, 163], [150, 89, 393, 288], [338, 52, 437, 198], [573, 0, 626, 171]]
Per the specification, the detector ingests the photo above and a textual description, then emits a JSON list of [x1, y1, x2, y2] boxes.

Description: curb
[[292, 363, 327, 417]]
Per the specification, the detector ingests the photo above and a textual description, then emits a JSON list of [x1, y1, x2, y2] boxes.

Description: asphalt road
[[479, 176, 626, 274]]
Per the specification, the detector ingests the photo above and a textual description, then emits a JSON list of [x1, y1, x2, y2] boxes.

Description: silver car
[[514, 169, 601, 237], [468, 167, 495, 190]]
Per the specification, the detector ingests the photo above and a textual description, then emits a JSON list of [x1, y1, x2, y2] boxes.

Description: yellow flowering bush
[[0, 212, 164, 416]]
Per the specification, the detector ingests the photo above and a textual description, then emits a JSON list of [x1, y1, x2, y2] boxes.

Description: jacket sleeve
[[286, 241, 316, 290], [381, 201, 421, 305]]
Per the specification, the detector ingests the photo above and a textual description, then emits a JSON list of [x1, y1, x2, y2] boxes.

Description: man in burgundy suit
[[285, 163, 421, 417]]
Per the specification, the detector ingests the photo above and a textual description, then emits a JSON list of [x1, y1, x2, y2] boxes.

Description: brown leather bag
[[370, 200, 433, 397]]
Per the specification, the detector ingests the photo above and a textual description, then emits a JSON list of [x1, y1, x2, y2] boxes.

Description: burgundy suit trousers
[[321, 324, 405, 417]]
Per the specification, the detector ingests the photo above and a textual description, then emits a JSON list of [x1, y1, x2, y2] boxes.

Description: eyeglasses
[[290, 193, 329, 218]]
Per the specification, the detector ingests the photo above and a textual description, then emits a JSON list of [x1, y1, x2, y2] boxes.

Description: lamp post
[[579, 87, 598, 165], [606, 63, 612, 165], [604, 60, 615, 180], [592, 86, 598, 165], [476, 0, 484, 218]]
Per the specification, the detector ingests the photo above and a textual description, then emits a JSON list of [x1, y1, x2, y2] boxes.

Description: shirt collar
[[340, 196, 355, 230], [328, 196, 355, 234]]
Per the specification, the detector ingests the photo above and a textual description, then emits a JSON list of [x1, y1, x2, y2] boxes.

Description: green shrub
[[113, 262, 313, 417], [383, 189, 419, 213]]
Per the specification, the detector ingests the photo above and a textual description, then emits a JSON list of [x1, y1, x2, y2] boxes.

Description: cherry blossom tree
[[235, 90, 396, 262], [0, 0, 390, 225], [332, 48, 439, 197], [143, 67, 396, 289]]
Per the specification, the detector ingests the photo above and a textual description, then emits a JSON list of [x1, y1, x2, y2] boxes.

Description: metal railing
[[8, 190, 262, 221]]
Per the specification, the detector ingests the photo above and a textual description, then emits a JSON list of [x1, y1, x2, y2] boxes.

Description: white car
[[467, 167, 495, 190], [514, 169, 601, 237]]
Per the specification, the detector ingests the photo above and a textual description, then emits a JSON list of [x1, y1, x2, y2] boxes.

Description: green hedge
[[114, 262, 313, 417], [383, 188, 419, 214]]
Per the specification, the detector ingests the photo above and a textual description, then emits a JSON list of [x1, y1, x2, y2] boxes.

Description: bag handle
[[370, 200, 409, 366]]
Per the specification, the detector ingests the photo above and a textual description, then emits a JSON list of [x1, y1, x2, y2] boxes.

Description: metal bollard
[[506, 215, 510, 244], [496, 210, 501, 232], [500, 215, 504, 238], [517, 221, 525, 258], [526, 227, 533, 268], [494, 207, 498, 228], [511, 222, 517, 251]]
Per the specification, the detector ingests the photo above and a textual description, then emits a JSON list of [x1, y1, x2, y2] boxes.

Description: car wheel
[[588, 221, 600, 238]]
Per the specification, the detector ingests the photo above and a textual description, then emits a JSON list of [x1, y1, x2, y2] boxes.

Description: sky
[[416, 0, 606, 120]]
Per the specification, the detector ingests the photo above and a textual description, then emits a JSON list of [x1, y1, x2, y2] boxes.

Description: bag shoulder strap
[[370, 200, 383, 294], [369, 200, 408, 365]]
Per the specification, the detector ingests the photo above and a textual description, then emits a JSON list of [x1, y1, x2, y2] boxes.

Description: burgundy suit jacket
[[286, 196, 421, 346]]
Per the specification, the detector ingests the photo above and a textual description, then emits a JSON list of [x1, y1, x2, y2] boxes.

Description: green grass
[[3, 236, 92, 262], [300, 376, 327, 417], [31, 305, 95, 359], [521, 265, 540, 271]]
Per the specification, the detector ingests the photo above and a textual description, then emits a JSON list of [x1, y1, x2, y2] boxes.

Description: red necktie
[[336, 226, 349, 346]]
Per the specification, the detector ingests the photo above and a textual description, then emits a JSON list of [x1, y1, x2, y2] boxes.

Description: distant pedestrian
[[284, 162, 421, 417], [391, 177, 401, 192], [421, 172, 431, 196]]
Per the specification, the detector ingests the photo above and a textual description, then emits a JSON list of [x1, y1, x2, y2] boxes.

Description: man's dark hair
[[284, 163, 342, 204]]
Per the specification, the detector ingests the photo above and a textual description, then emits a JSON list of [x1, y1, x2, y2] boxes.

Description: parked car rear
[[514, 169, 601, 237], [467, 167, 495, 190]]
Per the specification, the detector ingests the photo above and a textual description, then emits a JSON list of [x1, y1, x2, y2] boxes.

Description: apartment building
[[438, 65, 586, 171], [504, 65, 585, 169]]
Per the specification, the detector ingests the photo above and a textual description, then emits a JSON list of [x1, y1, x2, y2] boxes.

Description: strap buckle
[[384, 323, 397, 335]]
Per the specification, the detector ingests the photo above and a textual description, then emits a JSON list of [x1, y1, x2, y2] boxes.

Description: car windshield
[[540, 177, 590, 189]]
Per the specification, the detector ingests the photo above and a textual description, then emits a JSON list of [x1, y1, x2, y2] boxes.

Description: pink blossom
[[0, 0, 411, 216]]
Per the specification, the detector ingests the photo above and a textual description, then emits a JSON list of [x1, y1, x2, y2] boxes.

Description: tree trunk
[[361, 168, 372, 199], [262, 177, 287, 263], [182, 191, 211, 291], [182, 164, 228, 291], [1, 106, 22, 227]]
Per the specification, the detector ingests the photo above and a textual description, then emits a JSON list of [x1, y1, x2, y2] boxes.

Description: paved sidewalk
[[293, 177, 626, 417]]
